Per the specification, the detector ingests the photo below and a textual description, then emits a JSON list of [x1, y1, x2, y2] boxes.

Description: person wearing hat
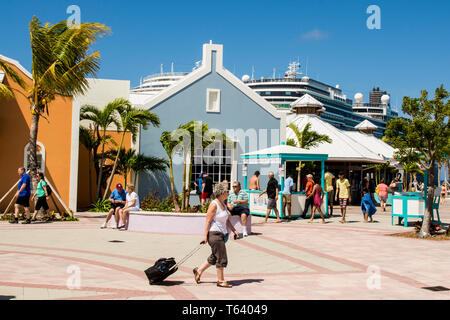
[[101, 183, 127, 229]]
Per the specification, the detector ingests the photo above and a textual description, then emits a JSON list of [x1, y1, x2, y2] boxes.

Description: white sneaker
[[111, 224, 117, 229], [100, 222, 107, 229], [243, 231, 248, 237]]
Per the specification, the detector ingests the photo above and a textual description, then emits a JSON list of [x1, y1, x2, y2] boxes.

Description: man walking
[[282, 174, 294, 219], [10, 167, 32, 224], [324, 170, 335, 217], [101, 183, 127, 229], [301, 174, 315, 219], [335, 171, 351, 223], [258, 172, 281, 223], [227, 181, 250, 237], [201, 173, 214, 205]]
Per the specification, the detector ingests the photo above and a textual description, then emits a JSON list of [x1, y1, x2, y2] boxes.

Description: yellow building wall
[[0, 61, 73, 212]]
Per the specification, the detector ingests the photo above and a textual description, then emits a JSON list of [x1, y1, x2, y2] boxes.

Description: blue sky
[[1, 0, 449, 112]]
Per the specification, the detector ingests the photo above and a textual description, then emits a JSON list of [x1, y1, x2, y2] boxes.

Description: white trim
[[0, 54, 33, 79], [231, 141, 238, 183], [24, 141, 46, 172], [69, 98, 80, 212], [138, 43, 282, 121], [0, 70, 5, 83], [206, 88, 221, 113]]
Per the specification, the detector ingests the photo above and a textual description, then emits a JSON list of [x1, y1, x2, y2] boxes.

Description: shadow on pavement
[[228, 279, 264, 287], [0, 296, 15, 300], [155, 280, 185, 286]]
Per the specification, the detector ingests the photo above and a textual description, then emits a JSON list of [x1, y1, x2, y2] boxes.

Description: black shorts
[[230, 206, 250, 216], [111, 202, 125, 212], [16, 196, 30, 208], [35, 197, 49, 211]]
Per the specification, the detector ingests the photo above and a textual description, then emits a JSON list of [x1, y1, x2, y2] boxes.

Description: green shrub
[[88, 199, 112, 212]]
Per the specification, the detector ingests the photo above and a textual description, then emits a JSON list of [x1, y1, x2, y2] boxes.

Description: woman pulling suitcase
[[193, 182, 240, 288]]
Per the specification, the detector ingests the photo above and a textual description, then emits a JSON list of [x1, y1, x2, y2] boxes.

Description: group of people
[[101, 183, 140, 230], [9, 168, 51, 224]]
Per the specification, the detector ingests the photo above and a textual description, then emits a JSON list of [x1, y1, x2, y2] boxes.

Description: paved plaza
[[0, 203, 449, 300]]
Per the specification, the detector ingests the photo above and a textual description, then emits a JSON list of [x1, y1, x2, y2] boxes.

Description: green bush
[[88, 199, 112, 212]]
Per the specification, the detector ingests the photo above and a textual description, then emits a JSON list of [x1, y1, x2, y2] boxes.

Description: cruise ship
[[243, 62, 398, 137]]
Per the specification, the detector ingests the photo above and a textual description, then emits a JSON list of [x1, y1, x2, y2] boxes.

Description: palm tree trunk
[[96, 133, 107, 201], [88, 151, 92, 203], [181, 154, 187, 210], [185, 154, 193, 208], [438, 162, 442, 187], [296, 161, 302, 192], [169, 159, 180, 212], [29, 111, 40, 193], [124, 168, 128, 189], [103, 132, 126, 200], [420, 162, 435, 238]]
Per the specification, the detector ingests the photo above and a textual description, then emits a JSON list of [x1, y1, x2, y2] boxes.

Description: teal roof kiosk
[[241, 143, 329, 219]]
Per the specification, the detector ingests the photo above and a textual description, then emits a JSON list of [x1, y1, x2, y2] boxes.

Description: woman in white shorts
[[118, 184, 140, 229]]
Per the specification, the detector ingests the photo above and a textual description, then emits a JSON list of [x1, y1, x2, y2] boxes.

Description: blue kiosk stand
[[241, 144, 329, 219]]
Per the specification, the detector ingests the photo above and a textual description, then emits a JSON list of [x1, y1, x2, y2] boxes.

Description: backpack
[[45, 183, 52, 196]]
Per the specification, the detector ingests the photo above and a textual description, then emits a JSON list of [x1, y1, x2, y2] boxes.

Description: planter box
[[128, 211, 251, 235]]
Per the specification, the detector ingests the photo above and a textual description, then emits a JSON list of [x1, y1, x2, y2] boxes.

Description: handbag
[[375, 185, 379, 194], [223, 233, 229, 243]]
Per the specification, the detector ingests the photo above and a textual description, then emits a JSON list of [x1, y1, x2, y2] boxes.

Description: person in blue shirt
[[101, 183, 127, 229], [282, 174, 294, 220], [194, 172, 205, 203], [10, 167, 32, 224], [361, 188, 377, 223]]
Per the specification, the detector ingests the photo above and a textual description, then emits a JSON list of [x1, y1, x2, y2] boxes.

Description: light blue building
[[133, 42, 286, 202]]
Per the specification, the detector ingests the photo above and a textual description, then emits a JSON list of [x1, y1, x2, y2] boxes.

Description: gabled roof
[[135, 43, 282, 121], [0, 54, 32, 79], [286, 114, 388, 163], [242, 144, 326, 156], [291, 93, 323, 107], [355, 119, 377, 130]]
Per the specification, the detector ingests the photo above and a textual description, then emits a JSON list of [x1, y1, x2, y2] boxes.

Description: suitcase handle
[[169, 242, 204, 271]]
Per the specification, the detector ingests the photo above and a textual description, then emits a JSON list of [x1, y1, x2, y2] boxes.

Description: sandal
[[217, 281, 232, 288], [193, 267, 201, 284]]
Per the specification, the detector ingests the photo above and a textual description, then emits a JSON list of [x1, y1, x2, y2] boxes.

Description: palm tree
[[79, 126, 99, 203], [113, 148, 167, 188], [287, 123, 332, 191], [161, 131, 181, 211], [80, 99, 124, 200], [103, 104, 160, 200], [0, 16, 110, 196]]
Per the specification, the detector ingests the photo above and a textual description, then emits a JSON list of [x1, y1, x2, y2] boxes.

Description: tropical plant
[[113, 148, 167, 188], [79, 126, 101, 203], [0, 16, 110, 199], [81, 99, 126, 200], [88, 199, 111, 212], [160, 130, 182, 211], [103, 104, 160, 200], [384, 85, 450, 237], [286, 122, 332, 191]]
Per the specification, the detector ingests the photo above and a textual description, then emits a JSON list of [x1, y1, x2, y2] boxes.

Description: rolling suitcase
[[144, 243, 203, 285]]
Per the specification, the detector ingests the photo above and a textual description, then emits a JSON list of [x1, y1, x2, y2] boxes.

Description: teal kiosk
[[241, 143, 329, 219]]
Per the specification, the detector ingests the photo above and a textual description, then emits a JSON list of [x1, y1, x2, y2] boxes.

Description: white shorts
[[126, 207, 140, 212]]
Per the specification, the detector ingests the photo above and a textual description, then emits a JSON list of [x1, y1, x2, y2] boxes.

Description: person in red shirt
[[301, 174, 315, 218]]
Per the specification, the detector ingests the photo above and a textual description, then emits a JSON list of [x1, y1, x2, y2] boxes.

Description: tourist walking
[[335, 171, 351, 223], [101, 183, 127, 229], [10, 168, 32, 224], [308, 182, 326, 224], [324, 170, 335, 216], [118, 184, 140, 230], [301, 174, 315, 218], [194, 172, 205, 203], [193, 182, 240, 288], [201, 173, 214, 205], [390, 177, 400, 193], [249, 171, 260, 190], [282, 174, 294, 220], [227, 181, 250, 237], [31, 172, 50, 221], [361, 188, 377, 223], [258, 172, 281, 223], [376, 178, 389, 212]]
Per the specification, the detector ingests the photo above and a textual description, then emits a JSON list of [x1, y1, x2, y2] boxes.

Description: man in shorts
[[282, 174, 294, 219], [301, 174, 315, 218], [258, 171, 281, 223], [101, 183, 127, 229], [227, 181, 250, 237], [324, 170, 335, 217], [335, 171, 351, 223], [10, 167, 32, 224]]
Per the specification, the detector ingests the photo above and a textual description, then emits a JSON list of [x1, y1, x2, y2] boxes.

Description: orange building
[[0, 54, 132, 213]]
